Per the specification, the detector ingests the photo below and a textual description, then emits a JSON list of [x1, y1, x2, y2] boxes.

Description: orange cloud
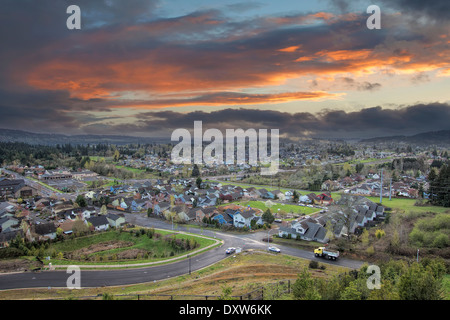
[[22, 9, 450, 106], [278, 45, 302, 53], [109, 91, 344, 110]]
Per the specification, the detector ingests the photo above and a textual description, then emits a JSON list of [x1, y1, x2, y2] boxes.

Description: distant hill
[[1, 128, 449, 146], [0, 128, 170, 145], [360, 130, 450, 145]]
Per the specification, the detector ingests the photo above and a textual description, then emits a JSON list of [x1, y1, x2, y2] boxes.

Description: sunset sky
[[0, 0, 449, 139]]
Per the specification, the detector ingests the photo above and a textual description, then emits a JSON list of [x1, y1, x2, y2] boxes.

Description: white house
[[299, 195, 312, 203], [233, 210, 257, 228], [106, 213, 125, 228], [87, 216, 110, 231]]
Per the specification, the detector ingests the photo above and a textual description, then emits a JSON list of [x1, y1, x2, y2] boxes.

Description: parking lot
[[46, 178, 87, 192]]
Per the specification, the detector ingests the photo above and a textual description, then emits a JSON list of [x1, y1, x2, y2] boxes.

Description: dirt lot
[[0, 259, 43, 273], [65, 240, 134, 260]]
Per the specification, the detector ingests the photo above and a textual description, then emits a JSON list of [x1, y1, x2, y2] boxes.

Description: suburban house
[[196, 206, 218, 222], [0, 216, 20, 233], [154, 202, 170, 216], [58, 220, 75, 235], [131, 199, 147, 212], [211, 211, 234, 225], [317, 193, 333, 205], [306, 193, 321, 204], [233, 209, 259, 228], [80, 207, 96, 220], [187, 207, 203, 222], [330, 195, 386, 237], [87, 215, 110, 231], [321, 180, 341, 191], [243, 187, 258, 199], [350, 184, 372, 195], [258, 189, 274, 199], [172, 205, 190, 223], [106, 213, 126, 228], [34, 222, 57, 240], [278, 217, 329, 243], [284, 190, 294, 201], [299, 195, 312, 204], [0, 230, 23, 248]]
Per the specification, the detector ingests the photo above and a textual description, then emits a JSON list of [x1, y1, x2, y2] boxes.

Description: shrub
[[309, 260, 319, 269], [366, 246, 375, 256], [0, 247, 24, 259], [375, 229, 386, 239], [432, 233, 450, 248]]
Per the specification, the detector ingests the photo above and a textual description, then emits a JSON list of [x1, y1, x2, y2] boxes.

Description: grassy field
[[366, 196, 449, 214], [224, 200, 319, 216], [44, 229, 218, 266], [83, 179, 116, 188]]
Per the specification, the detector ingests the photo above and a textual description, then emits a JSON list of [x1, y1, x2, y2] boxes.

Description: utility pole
[[188, 255, 191, 275], [379, 169, 383, 204], [389, 178, 392, 201]]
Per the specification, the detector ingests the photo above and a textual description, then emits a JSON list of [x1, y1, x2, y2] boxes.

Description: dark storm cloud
[[380, 0, 450, 22], [323, 0, 450, 22], [80, 103, 450, 139]]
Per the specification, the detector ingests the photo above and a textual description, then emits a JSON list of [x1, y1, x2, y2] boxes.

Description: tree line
[[428, 162, 450, 207]]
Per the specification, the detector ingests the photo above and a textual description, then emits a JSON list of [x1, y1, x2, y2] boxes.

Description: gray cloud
[[80, 103, 450, 140], [380, 0, 450, 22]]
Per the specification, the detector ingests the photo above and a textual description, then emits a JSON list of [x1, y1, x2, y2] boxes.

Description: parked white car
[[226, 247, 236, 254]]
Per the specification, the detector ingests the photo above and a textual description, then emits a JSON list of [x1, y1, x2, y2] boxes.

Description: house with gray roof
[[87, 215, 109, 231], [34, 222, 57, 240], [0, 216, 20, 233], [278, 218, 329, 243], [233, 209, 258, 228], [106, 213, 125, 228]]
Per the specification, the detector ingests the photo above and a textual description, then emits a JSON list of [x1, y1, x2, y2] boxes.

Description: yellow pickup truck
[[314, 247, 339, 261]]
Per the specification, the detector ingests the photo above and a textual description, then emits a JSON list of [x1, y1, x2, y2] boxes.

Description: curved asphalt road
[[0, 213, 365, 290]]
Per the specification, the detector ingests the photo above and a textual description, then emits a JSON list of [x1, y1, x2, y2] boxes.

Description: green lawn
[[221, 200, 319, 216], [365, 196, 449, 214], [84, 179, 116, 188], [45, 229, 217, 266], [115, 165, 159, 179]]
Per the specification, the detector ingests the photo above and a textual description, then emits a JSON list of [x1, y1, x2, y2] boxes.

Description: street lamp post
[[188, 255, 191, 275], [267, 228, 276, 250]]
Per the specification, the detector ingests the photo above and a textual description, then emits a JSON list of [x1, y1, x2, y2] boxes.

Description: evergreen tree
[[262, 209, 274, 224], [191, 164, 200, 177]]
